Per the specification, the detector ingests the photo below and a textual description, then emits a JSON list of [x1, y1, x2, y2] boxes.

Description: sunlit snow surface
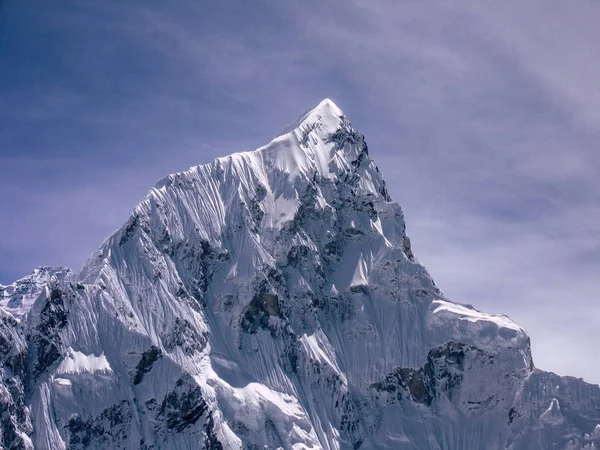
[[56, 348, 113, 375], [1, 99, 599, 449]]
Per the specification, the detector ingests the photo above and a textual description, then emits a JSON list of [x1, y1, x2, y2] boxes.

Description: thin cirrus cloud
[[0, 0, 598, 382]]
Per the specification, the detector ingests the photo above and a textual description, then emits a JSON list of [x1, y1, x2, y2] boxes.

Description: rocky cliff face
[[1, 99, 598, 449]]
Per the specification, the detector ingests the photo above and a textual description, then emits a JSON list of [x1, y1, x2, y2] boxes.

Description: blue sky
[[1, 0, 599, 382]]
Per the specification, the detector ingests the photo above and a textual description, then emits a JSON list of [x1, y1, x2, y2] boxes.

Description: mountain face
[[1, 99, 599, 450]]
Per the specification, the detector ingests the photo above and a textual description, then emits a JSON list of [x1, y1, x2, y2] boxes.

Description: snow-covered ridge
[[1, 99, 598, 450], [277, 98, 343, 137], [153, 97, 343, 193], [0, 265, 71, 319], [55, 347, 113, 375]]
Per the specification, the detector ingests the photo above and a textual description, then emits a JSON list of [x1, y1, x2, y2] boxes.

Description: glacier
[[1, 98, 599, 449]]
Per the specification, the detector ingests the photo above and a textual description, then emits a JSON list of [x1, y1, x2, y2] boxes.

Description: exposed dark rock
[[157, 375, 208, 433], [0, 375, 32, 450], [324, 237, 343, 260], [162, 318, 208, 355], [371, 342, 477, 407], [0, 307, 32, 448], [282, 332, 301, 374], [286, 245, 311, 268], [240, 283, 281, 335], [314, 294, 354, 322], [203, 413, 224, 450], [145, 398, 158, 412], [403, 234, 415, 261], [172, 239, 219, 308], [327, 116, 364, 151], [339, 392, 373, 449], [65, 401, 132, 450], [372, 366, 432, 406], [155, 225, 174, 255], [119, 213, 143, 246], [42, 285, 68, 329], [133, 346, 163, 385], [262, 294, 280, 316], [30, 283, 69, 380], [349, 285, 369, 295], [248, 192, 265, 234], [264, 417, 288, 448], [345, 227, 364, 236], [31, 334, 62, 381], [0, 314, 25, 373], [289, 182, 319, 234]]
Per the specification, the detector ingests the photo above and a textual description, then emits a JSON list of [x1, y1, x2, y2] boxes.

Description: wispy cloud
[[0, 0, 598, 382]]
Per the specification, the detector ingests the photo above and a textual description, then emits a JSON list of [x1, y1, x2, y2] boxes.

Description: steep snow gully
[[1, 99, 598, 449]]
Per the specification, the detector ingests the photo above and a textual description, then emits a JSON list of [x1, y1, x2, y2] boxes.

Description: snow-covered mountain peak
[[80, 99, 530, 365], [81, 99, 392, 282], [1, 100, 599, 450], [278, 97, 343, 137], [224, 97, 367, 178], [148, 98, 371, 200]]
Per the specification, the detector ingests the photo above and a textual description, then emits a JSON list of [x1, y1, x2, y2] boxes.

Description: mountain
[[1, 99, 599, 450]]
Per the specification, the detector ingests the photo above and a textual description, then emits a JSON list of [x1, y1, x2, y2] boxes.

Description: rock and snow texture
[[1, 98, 599, 449], [0, 267, 71, 319]]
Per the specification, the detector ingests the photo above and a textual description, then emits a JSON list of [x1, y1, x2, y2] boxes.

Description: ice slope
[[1, 99, 599, 450]]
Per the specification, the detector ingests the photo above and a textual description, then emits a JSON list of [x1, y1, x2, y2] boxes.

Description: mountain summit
[[1, 100, 599, 449]]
